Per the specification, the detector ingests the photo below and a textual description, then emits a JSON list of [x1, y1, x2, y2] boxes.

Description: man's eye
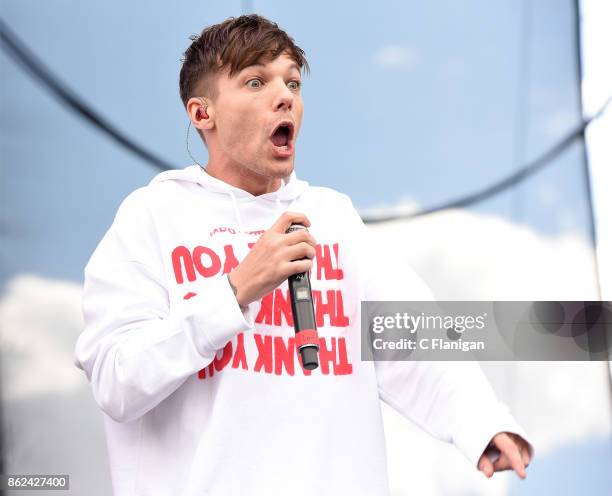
[[288, 80, 301, 90], [247, 79, 262, 88]]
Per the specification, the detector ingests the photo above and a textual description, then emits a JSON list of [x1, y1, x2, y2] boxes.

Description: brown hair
[[179, 14, 309, 119]]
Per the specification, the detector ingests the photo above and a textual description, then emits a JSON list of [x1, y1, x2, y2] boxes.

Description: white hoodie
[[74, 165, 534, 496]]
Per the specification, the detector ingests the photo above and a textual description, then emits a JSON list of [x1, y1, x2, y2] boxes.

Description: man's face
[[208, 51, 304, 180]]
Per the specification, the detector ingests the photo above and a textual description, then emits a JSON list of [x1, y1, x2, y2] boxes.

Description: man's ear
[[186, 97, 214, 133]]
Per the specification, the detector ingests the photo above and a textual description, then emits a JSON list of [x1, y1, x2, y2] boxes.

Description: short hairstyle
[[179, 14, 310, 144]]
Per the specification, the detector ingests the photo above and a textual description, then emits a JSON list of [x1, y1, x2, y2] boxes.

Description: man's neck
[[203, 163, 284, 196]]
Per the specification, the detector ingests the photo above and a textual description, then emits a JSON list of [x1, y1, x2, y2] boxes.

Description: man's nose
[[273, 81, 294, 111]]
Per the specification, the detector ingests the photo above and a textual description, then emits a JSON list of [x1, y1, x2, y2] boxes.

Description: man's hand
[[478, 432, 532, 479], [228, 212, 316, 307]]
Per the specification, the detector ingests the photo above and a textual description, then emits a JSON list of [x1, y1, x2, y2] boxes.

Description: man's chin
[[261, 159, 294, 179], [237, 153, 294, 181]]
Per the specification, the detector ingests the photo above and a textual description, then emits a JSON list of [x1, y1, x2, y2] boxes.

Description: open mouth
[[269, 120, 295, 151]]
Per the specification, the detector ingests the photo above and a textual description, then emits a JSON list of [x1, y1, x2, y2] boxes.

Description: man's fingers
[[479, 456, 494, 478], [284, 229, 316, 247], [284, 258, 312, 276], [271, 211, 311, 232], [492, 452, 511, 471], [285, 242, 316, 262], [519, 441, 531, 467], [494, 434, 527, 479]]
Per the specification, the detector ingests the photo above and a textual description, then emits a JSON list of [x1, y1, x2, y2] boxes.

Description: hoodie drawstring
[[275, 198, 282, 218], [228, 190, 245, 234]]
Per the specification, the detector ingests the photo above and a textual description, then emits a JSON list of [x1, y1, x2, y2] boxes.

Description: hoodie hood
[[149, 165, 309, 233]]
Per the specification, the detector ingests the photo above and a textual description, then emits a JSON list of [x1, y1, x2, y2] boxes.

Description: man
[[74, 14, 534, 495]]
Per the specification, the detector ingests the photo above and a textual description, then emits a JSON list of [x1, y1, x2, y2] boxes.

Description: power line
[[361, 94, 612, 224], [574, 0, 611, 399], [1, 17, 610, 223], [0, 18, 174, 172], [574, 0, 602, 300]]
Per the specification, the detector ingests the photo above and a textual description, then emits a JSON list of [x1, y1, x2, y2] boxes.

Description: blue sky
[[0, 0, 593, 283]]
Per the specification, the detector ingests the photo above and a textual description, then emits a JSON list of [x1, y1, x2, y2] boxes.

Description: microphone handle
[[286, 223, 319, 370]]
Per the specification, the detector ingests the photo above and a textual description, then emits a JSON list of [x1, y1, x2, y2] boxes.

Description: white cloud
[[358, 196, 420, 220], [367, 208, 609, 495], [370, 207, 599, 300], [373, 44, 419, 69], [0, 274, 85, 399], [0, 275, 111, 495]]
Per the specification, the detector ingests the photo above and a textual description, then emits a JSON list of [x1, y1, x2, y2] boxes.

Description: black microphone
[[286, 223, 319, 370]]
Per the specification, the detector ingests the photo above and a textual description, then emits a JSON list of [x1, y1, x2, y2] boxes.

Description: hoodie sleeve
[[74, 188, 254, 423], [342, 195, 535, 470]]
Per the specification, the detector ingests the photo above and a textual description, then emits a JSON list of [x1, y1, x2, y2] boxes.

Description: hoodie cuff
[[452, 400, 535, 470], [182, 275, 255, 354]]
